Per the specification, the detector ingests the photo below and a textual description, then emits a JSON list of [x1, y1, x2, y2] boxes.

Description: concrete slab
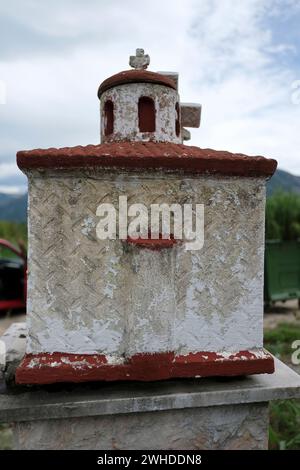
[[0, 358, 299, 424]]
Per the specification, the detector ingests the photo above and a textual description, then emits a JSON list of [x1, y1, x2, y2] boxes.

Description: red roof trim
[[98, 70, 177, 97], [17, 142, 277, 177]]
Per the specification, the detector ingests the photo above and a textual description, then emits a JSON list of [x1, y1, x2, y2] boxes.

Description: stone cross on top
[[129, 48, 150, 70], [128, 48, 201, 140]]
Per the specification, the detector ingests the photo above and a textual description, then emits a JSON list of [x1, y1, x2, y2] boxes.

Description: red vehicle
[[0, 239, 27, 312]]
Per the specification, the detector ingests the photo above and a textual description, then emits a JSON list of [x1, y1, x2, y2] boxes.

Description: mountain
[[267, 168, 300, 196], [0, 193, 27, 222], [0, 168, 299, 223]]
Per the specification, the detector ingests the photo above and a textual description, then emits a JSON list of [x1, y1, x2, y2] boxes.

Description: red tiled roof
[[98, 70, 176, 97], [17, 141, 277, 177]]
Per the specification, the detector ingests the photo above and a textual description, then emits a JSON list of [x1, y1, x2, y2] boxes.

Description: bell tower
[[98, 48, 201, 144]]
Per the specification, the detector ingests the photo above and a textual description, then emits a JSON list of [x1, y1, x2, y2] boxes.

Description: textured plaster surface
[[180, 102, 202, 128], [12, 403, 269, 450], [100, 83, 181, 143], [25, 170, 266, 357]]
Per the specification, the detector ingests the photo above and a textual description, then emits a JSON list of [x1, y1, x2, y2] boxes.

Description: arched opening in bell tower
[[138, 96, 155, 132], [104, 100, 114, 136], [175, 102, 180, 137]]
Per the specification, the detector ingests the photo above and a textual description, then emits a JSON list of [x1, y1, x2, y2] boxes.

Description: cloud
[[0, 162, 26, 190], [0, 0, 299, 193], [0, 185, 27, 194], [180, 0, 300, 172], [0, 162, 19, 178]]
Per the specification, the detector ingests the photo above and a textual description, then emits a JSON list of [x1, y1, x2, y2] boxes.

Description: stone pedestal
[[11, 403, 269, 450], [1, 324, 300, 450]]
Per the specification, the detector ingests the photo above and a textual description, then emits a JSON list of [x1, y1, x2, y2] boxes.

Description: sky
[[0, 0, 300, 193]]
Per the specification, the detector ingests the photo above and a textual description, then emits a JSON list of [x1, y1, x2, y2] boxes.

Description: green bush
[[265, 191, 300, 241], [0, 220, 27, 258]]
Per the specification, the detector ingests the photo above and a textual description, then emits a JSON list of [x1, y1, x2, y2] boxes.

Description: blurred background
[[0, 0, 300, 449]]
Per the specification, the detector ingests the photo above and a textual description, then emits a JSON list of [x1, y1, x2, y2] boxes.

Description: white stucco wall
[[25, 170, 266, 357]]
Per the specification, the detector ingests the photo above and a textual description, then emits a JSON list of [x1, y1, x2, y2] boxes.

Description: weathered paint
[[16, 349, 274, 384], [15, 50, 277, 384], [157, 71, 179, 90], [20, 171, 268, 362], [100, 83, 181, 144], [129, 49, 150, 70], [180, 102, 202, 128], [126, 235, 178, 250], [98, 69, 176, 96]]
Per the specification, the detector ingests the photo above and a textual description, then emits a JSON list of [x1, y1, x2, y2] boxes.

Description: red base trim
[[16, 349, 274, 385]]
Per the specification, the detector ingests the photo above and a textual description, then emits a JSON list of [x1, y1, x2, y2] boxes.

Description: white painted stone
[[100, 83, 181, 144], [24, 170, 266, 357]]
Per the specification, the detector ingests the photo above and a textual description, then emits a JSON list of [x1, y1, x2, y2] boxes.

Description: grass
[[265, 322, 300, 450], [269, 400, 300, 450], [0, 423, 13, 450], [264, 322, 300, 359]]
